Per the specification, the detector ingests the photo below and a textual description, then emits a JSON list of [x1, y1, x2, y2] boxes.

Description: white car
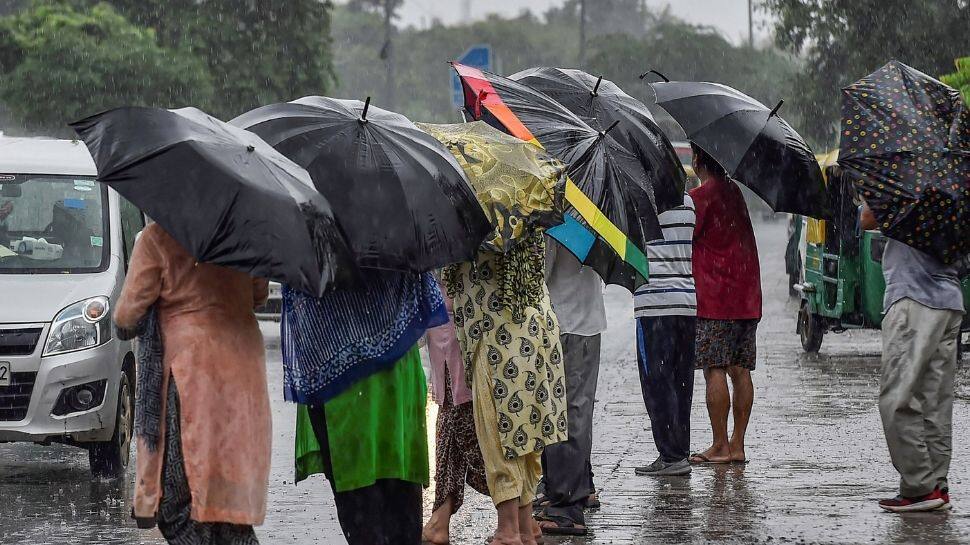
[[0, 138, 140, 477]]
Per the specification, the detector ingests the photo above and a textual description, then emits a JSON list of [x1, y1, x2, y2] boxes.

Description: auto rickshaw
[[791, 151, 970, 353]]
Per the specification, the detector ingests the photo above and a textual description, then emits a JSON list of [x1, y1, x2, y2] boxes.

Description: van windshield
[[0, 174, 109, 274]]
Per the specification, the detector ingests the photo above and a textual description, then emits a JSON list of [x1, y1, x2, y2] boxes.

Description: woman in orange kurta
[[114, 223, 271, 543]]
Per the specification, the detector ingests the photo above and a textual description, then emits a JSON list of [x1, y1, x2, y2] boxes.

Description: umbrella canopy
[[647, 77, 828, 219], [838, 60, 969, 264], [71, 106, 354, 297], [510, 67, 686, 211], [453, 62, 661, 291], [231, 96, 492, 272], [416, 121, 566, 252]]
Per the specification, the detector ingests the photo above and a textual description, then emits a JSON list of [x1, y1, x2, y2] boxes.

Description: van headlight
[[43, 297, 111, 356]]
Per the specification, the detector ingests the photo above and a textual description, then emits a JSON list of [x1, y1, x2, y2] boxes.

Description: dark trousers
[[636, 316, 697, 462], [540, 333, 601, 525], [306, 405, 422, 545]]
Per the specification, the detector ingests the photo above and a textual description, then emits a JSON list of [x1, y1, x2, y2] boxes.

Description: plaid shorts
[[695, 318, 759, 370]]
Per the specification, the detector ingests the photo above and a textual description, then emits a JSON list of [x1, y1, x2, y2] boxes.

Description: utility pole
[[578, 0, 587, 66], [382, 0, 395, 110], [748, 0, 754, 48]]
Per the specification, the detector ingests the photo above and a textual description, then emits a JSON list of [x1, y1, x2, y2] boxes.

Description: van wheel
[[798, 304, 824, 353], [89, 371, 134, 478]]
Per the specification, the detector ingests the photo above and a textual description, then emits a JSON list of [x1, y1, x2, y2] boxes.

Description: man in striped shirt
[[632, 193, 697, 477]]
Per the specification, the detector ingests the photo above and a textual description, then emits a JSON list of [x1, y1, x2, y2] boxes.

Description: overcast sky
[[395, 0, 773, 44]]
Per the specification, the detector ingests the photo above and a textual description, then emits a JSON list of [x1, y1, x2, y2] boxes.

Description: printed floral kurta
[[448, 250, 568, 459]]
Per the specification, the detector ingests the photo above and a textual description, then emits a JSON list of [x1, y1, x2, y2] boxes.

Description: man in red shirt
[[687, 143, 762, 465]]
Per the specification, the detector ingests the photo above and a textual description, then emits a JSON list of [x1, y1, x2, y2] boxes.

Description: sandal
[[689, 452, 731, 465], [535, 512, 588, 536], [531, 493, 550, 510]]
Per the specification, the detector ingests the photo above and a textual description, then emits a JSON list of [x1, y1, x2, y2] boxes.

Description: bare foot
[[421, 515, 449, 545], [689, 444, 732, 464], [729, 440, 746, 463], [490, 531, 523, 545], [422, 501, 452, 544]]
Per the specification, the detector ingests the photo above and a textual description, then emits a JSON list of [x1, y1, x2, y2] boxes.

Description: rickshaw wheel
[[798, 304, 824, 353]]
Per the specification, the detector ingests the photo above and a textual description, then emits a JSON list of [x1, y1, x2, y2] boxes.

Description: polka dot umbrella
[[838, 60, 969, 265]]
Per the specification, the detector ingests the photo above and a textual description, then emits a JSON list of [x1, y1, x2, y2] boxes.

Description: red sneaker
[[935, 489, 952, 511], [879, 488, 946, 513]]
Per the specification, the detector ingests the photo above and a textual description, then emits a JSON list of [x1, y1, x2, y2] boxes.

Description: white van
[[0, 138, 139, 477]]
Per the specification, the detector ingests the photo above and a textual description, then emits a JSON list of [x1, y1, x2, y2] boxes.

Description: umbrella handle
[[638, 70, 670, 82], [360, 96, 371, 123], [769, 99, 784, 117], [598, 120, 621, 139]]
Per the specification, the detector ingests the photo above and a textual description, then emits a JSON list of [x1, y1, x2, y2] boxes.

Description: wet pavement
[[2, 220, 968, 544]]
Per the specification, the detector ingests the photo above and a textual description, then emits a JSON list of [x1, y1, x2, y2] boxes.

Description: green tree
[[106, 0, 338, 119], [345, 0, 403, 110], [941, 57, 970, 105], [329, 2, 800, 136], [585, 18, 801, 139], [0, 0, 213, 134], [763, 0, 970, 145]]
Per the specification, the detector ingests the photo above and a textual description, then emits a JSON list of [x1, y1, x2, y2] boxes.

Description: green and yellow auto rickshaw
[[791, 152, 970, 353]]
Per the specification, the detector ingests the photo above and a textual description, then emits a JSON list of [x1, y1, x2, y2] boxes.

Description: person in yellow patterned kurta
[[444, 230, 567, 545]]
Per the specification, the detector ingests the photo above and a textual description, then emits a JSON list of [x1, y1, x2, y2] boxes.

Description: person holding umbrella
[[442, 228, 567, 545], [114, 224, 271, 544], [859, 203, 964, 512], [282, 269, 448, 544], [643, 73, 827, 467], [73, 106, 353, 545], [842, 61, 969, 513], [688, 143, 761, 466], [232, 98, 493, 545], [417, 121, 568, 545]]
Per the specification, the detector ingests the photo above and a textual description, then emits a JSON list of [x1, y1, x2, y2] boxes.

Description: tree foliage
[[331, 2, 802, 134], [586, 19, 800, 138], [941, 57, 970, 105], [106, 0, 338, 119], [0, 0, 212, 134], [763, 0, 970, 145]]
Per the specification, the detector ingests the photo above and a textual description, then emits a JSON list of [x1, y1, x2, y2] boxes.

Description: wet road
[[2, 220, 968, 544]]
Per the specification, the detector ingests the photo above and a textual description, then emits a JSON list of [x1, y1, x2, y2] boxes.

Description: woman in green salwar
[[281, 270, 448, 545]]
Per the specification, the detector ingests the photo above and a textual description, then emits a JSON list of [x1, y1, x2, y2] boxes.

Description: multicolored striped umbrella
[[509, 67, 687, 213], [452, 62, 660, 290]]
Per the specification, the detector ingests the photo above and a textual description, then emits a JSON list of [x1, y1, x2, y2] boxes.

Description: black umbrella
[[454, 63, 662, 291], [838, 60, 969, 264], [231, 96, 492, 272], [645, 73, 828, 219], [510, 67, 686, 211], [71, 106, 354, 296]]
